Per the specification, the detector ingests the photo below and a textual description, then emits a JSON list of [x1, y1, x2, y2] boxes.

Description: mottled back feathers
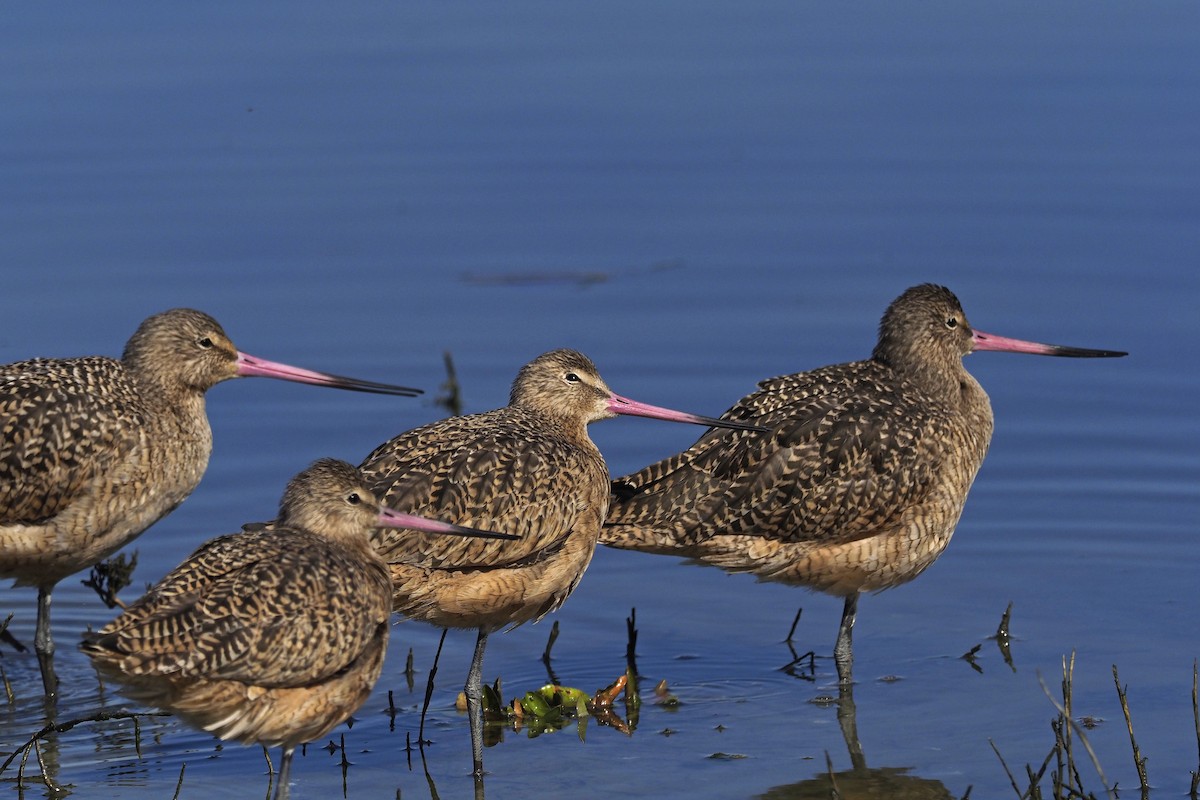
[[1, 357, 146, 525]]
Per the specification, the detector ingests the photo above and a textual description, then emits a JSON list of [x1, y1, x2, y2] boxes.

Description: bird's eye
[[564, 372, 581, 383], [945, 317, 958, 329], [346, 492, 362, 505], [198, 336, 215, 349]]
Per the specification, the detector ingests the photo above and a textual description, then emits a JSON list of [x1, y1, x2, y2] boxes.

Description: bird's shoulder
[[1, 357, 147, 524]]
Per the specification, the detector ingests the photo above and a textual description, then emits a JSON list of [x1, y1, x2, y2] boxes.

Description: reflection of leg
[[625, 608, 639, 679], [418, 741, 444, 800], [36, 585, 59, 698], [31, 697, 64, 791], [836, 682, 867, 772], [465, 628, 489, 778], [419, 629, 449, 745], [274, 746, 294, 800], [834, 593, 858, 685]]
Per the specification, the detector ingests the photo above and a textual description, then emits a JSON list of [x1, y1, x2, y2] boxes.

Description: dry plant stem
[[0, 709, 171, 773], [438, 351, 463, 416], [171, 763, 187, 800], [1029, 746, 1053, 797], [2, 662, 14, 705], [418, 628, 449, 746], [32, 738, 61, 794], [988, 738, 1023, 797], [1029, 761, 1046, 800], [1112, 664, 1149, 794], [17, 738, 32, 788], [1036, 655, 1110, 796], [823, 751, 843, 800], [1051, 717, 1083, 799], [1060, 653, 1077, 793], [1192, 660, 1199, 799]]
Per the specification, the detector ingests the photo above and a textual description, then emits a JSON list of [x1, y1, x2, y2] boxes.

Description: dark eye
[[346, 492, 362, 505], [945, 317, 958, 329], [564, 372, 581, 383], [198, 336, 215, 349]]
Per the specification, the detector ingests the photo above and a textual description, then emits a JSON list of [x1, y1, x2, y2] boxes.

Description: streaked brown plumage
[[82, 458, 507, 799], [1, 308, 420, 696], [602, 284, 1126, 683], [359, 348, 763, 777]]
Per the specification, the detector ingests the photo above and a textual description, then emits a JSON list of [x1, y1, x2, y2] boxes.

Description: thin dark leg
[[464, 628, 489, 779], [35, 585, 58, 698], [419, 628, 449, 746], [540, 620, 561, 686], [785, 606, 803, 643], [834, 593, 858, 686], [273, 747, 294, 800]]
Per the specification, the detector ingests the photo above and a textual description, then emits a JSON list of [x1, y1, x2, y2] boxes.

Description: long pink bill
[[608, 394, 769, 432], [377, 507, 519, 540], [236, 352, 423, 397], [971, 330, 1127, 359]]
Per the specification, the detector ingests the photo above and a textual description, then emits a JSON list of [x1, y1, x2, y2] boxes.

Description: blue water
[[3, 2, 1198, 797]]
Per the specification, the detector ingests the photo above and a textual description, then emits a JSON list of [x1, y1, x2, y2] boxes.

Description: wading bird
[[2, 308, 422, 695], [601, 284, 1126, 684], [82, 458, 514, 800], [359, 348, 765, 779]]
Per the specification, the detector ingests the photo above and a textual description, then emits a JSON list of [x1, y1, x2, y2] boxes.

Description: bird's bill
[[607, 394, 769, 432], [377, 507, 519, 540], [971, 330, 1127, 358], [235, 352, 423, 396]]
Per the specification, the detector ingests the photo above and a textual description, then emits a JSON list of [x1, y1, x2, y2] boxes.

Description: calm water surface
[[3, 2, 1198, 798]]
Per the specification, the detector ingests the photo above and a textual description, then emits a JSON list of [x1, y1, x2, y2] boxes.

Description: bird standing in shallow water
[[601, 284, 1126, 685], [358, 348, 764, 780], [1, 308, 422, 696], [82, 459, 511, 800]]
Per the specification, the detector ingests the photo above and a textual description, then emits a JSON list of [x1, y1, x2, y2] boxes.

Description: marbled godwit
[[1, 308, 422, 696], [601, 284, 1126, 684], [82, 458, 512, 799], [359, 348, 764, 778]]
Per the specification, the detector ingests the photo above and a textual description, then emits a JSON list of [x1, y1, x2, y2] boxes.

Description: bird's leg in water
[[465, 628, 489, 778], [36, 585, 59, 697], [834, 593, 858, 685]]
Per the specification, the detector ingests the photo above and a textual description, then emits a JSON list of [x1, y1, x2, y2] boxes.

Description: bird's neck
[[877, 347, 973, 409]]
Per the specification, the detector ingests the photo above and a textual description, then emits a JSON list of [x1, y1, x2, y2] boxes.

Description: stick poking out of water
[[1191, 660, 1199, 798], [1113, 664, 1149, 794]]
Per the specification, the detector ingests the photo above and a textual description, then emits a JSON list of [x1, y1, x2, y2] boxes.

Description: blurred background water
[[2, 1, 1197, 798]]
